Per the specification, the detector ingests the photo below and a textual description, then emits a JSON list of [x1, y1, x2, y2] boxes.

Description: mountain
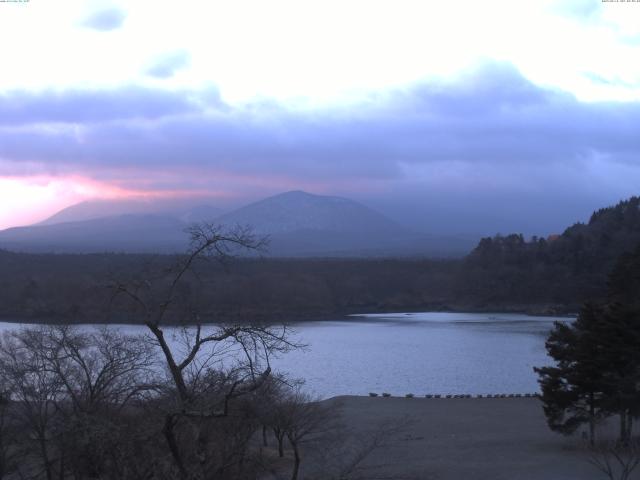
[[0, 214, 189, 253], [177, 204, 222, 224], [215, 190, 400, 234], [2, 197, 222, 253], [0, 191, 475, 256], [39, 198, 222, 226], [214, 191, 466, 256]]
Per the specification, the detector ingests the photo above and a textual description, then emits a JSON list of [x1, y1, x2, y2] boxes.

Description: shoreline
[[0, 306, 577, 326]]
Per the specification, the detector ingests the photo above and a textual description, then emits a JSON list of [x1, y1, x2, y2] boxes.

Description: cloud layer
[[1, 62, 639, 234]]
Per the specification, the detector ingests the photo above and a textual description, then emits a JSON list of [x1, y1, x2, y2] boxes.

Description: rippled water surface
[[275, 312, 571, 398], [0, 312, 572, 399]]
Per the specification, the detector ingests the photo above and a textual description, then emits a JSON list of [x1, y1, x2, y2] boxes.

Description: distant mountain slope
[[0, 215, 188, 253], [0, 190, 475, 257], [40, 198, 221, 226], [214, 190, 401, 234], [177, 204, 222, 224], [214, 191, 460, 256]]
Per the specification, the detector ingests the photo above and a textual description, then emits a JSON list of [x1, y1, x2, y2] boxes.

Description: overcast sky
[[1, 0, 640, 234]]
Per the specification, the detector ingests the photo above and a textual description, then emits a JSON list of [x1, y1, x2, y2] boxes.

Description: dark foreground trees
[[0, 325, 342, 479], [0, 325, 158, 479], [0, 324, 403, 480], [0, 224, 352, 479], [535, 244, 640, 446]]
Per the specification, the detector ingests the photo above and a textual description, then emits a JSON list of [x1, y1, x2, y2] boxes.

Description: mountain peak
[[278, 190, 314, 197], [266, 190, 340, 202], [215, 190, 400, 235]]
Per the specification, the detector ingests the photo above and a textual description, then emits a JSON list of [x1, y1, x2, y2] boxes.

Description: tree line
[[458, 196, 640, 310], [4, 196, 640, 323]]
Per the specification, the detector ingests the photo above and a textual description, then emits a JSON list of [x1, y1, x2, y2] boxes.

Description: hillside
[[39, 198, 222, 226], [455, 196, 640, 310], [0, 191, 474, 257], [215, 190, 401, 234], [214, 191, 448, 256], [0, 215, 189, 253]]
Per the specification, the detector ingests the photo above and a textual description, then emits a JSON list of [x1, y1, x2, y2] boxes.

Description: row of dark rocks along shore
[[368, 393, 540, 398]]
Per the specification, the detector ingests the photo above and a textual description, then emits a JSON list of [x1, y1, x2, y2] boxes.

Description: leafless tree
[[261, 386, 337, 480], [587, 440, 640, 480], [20, 325, 157, 414], [0, 225, 306, 479], [256, 375, 301, 458], [298, 411, 415, 480], [281, 390, 333, 480], [0, 387, 19, 480], [0, 329, 65, 480], [111, 224, 301, 478], [0, 325, 162, 480]]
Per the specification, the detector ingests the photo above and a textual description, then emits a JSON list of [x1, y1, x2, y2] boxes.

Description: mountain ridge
[[0, 191, 473, 256], [39, 198, 222, 226]]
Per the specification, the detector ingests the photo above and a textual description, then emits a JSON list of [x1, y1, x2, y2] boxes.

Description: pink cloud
[[0, 175, 168, 229]]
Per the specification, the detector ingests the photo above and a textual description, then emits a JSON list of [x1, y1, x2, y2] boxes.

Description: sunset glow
[[1, 1, 639, 233], [0, 176, 164, 229]]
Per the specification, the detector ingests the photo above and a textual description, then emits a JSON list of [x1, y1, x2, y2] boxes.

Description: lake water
[[0, 312, 571, 399]]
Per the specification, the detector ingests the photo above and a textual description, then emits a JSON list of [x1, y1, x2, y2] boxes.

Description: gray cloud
[[81, 7, 127, 31], [146, 51, 191, 79], [1, 62, 640, 234], [0, 87, 212, 125]]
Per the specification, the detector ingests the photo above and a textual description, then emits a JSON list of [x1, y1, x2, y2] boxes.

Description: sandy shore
[[319, 396, 626, 480]]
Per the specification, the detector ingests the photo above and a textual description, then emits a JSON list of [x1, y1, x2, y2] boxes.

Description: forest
[[1, 196, 640, 324]]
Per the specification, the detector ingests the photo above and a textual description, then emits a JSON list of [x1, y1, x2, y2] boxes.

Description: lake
[[0, 312, 571, 399]]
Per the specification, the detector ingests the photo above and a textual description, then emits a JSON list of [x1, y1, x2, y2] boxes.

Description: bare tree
[[334, 420, 415, 480], [111, 224, 300, 477], [0, 325, 161, 480], [257, 375, 302, 458], [0, 387, 19, 480], [301, 411, 415, 480], [259, 384, 336, 480], [282, 390, 333, 480], [587, 440, 640, 480], [19, 325, 157, 414], [0, 225, 304, 479], [0, 330, 64, 480]]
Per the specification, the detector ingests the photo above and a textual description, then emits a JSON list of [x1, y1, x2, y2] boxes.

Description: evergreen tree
[[598, 244, 640, 443], [535, 303, 608, 445], [536, 243, 640, 445]]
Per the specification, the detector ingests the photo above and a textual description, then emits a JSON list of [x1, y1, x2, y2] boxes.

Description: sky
[[1, 0, 640, 234]]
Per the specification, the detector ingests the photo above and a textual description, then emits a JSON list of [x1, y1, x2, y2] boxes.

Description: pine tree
[[535, 303, 608, 445], [535, 243, 640, 445]]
